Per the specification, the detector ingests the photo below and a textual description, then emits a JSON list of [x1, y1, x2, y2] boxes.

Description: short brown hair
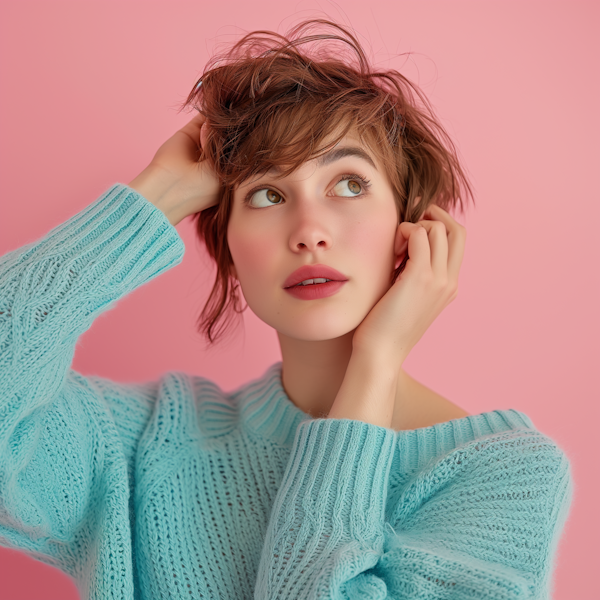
[[179, 19, 475, 345]]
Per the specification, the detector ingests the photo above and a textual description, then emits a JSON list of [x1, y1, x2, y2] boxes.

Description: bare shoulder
[[392, 370, 470, 431]]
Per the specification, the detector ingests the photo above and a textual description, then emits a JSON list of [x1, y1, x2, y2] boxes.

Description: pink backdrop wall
[[0, 1, 598, 598]]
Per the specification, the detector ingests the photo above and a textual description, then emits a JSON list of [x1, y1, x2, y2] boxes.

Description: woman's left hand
[[351, 203, 467, 368]]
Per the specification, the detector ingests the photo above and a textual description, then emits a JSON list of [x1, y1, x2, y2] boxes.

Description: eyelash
[[242, 173, 372, 207]]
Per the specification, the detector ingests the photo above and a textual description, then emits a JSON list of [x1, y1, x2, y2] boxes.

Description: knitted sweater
[[0, 183, 574, 600]]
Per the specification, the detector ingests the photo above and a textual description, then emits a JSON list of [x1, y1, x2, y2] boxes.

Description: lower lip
[[284, 280, 347, 300]]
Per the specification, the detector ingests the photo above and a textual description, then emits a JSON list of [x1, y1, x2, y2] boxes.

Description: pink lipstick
[[283, 264, 348, 300]]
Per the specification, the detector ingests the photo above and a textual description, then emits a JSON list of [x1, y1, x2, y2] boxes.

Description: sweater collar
[[238, 361, 536, 450], [239, 362, 313, 448]]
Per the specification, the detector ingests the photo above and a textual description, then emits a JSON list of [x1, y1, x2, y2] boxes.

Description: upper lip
[[283, 264, 349, 288]]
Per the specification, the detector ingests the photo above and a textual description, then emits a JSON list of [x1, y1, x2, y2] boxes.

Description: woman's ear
[[394, 253, 406, 270], [417, 201, 437, 222], [393, 223, 409, 268]]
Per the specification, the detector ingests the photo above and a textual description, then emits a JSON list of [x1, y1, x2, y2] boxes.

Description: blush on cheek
[[228, 230, 277, 292]]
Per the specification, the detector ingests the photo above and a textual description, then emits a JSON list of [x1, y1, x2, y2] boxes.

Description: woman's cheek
[[345, 216, 396, 275], [228, 228, 278, 297]]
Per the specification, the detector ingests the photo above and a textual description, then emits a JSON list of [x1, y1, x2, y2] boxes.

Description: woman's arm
[[0, 183, 185, 575], [253, 419, 573, 599], [0, 114, 219, 576], [328, 204, 466, 428]]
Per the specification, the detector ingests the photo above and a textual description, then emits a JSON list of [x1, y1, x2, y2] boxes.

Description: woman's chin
[[246, 298, 367, 342], [270, 316, 359, 343]]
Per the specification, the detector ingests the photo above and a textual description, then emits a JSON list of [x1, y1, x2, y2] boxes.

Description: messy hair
[[179, 18, 475, 345]]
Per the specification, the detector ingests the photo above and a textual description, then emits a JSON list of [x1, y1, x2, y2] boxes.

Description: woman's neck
[[277, 330, 355, 419], [276, 330, 451, 430]]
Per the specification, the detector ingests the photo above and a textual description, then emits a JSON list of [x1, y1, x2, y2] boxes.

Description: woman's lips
[[284, 280, 347, 300], [283, 264, 348, 288]]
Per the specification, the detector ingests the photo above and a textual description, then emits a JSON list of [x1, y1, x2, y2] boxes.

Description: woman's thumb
[[200, 121, 208, 149]]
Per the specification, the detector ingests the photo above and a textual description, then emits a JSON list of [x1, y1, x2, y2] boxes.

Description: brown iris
[[347, 180, 361, 194], [267, 190, 281, 203]]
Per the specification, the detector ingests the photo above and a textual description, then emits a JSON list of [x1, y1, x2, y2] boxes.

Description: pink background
[[0, 1, 598, 598]]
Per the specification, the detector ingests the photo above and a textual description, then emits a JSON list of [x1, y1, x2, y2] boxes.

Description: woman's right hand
[[128, 112, 220, 226]]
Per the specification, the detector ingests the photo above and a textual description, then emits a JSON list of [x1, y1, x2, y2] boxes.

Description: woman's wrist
[[128, 166, 185, 226], [327, 348, 400, 428]]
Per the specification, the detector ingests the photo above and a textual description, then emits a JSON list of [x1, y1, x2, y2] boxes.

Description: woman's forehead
[[236, 131, 381, 188]]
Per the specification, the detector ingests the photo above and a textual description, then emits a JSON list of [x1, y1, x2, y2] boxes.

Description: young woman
[[0, 19, 572, 600]]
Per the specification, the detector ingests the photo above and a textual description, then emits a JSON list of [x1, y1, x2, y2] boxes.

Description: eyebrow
[[261, 146, 378, 176], [315, 146, 377, 170]]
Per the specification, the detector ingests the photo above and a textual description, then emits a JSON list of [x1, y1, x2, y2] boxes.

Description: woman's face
[[227, 131, 402, 341]]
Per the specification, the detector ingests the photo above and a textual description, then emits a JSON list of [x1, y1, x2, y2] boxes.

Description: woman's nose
[[287, 204, 333, 253]]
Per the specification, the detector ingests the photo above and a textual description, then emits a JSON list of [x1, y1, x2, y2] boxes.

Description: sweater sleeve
[[253, 420, 574, 600], [0, 183, 185, 576]]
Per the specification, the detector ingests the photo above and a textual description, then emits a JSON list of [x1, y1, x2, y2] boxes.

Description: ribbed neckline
[[240, 362, 536, 451]]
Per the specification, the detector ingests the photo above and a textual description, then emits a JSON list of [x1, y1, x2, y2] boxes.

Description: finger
[[447, 226, 466, 283], [422, 204, 466, 282], [399, 222, 431, 274], [180, 113, 210, 163], [416, 219, 448, 277], [179, 112, 207, 141]]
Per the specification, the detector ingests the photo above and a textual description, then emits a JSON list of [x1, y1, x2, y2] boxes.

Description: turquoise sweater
[[0, 183, 574, 599]]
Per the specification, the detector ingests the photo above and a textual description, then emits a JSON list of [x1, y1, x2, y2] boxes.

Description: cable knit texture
[[0, 184, 574, 599]]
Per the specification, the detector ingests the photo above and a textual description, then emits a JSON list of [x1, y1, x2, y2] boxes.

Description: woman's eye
[[248, 188, 283, 208], [333, 178, 365, 197], [245, 175, 369, 207]]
